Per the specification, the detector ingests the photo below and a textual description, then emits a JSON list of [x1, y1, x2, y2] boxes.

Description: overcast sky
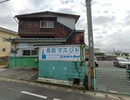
[[0, 0, 130, 53]]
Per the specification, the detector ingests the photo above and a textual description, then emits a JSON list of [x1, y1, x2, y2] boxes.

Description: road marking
[[21, 91, 47, 99], [117, 74, 130, 82], [21, 91, 62, 100], [53, 98, 62, 100]]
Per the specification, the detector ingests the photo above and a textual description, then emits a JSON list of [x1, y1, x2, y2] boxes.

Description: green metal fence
[[94, 68, 130, 95]]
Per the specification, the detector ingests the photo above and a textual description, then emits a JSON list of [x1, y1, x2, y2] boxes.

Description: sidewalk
[[0, 67, 129, 100], [0, 67, 38, 81]]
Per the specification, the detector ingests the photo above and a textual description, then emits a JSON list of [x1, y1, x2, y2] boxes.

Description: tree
[[115, 53, 120, 56], [123, 53, 129, 56]]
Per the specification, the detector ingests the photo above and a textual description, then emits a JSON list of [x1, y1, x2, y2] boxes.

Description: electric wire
[[0, 0, 10, 3]]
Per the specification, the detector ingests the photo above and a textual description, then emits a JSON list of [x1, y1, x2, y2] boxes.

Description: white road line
[[21, 91, 47, 99], [53, 98, 62, 100], [117, 74, 130, 82]]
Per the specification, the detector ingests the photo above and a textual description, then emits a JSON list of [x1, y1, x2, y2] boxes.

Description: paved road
[[98, 61, 126, 69], [0, 80, 112, 100], [95, 61, 130, 95]]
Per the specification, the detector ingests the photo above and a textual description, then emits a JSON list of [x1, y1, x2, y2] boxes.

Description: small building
[[85, 48, 117, 61], [7, 11, 86, 85], [0, 27, 18, 58], [94, 48, 116, 60]]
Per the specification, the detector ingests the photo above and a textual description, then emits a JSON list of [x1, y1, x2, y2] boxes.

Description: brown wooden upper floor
[[15, 11, 85, 44]]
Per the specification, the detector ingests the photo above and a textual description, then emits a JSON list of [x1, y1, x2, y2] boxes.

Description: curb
[[0, 77, 130, 100]]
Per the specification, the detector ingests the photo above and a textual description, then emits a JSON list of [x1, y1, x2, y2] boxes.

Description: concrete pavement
[[0, 67, 38, 81], [0, 80, 112, 100], [0, 67, 129, 100]]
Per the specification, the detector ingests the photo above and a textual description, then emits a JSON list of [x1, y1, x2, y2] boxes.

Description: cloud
[[57, 8, 77, 14], [101, 3, 112, 7], [0, 0, 130, 53], [102, 31, 107, 34], [103, 10, 109, 13], [60, 0, 74, 4], [93, 16, 116, 26]]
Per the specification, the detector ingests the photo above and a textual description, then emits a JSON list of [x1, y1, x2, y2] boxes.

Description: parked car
[[95, 57, 98, 67], [113, 58, 130, 68], [115, 57, 130, 78], [123, 57, 130, 61], [85, 57, 98, 67]]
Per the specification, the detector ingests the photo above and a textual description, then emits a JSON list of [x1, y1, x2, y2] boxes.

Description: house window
[[2, 48, 6, 52], [3, 38, 6, 42], [23, 50, 30, 55], [40, 21, 54, 28], [31, 50, 38, 55], [23, 50, 38, 56]]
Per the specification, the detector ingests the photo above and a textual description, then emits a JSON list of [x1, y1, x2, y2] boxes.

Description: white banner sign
[[19, 43, 28, 49], [40, 46, 80, 61]]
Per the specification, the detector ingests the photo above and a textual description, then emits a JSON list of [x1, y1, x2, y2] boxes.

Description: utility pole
[[85, 0, 95, 89], [113, 48, 115, 55]]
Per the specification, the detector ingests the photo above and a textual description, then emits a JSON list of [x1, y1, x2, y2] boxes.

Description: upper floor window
[[3, 38, 6, 42], [40, 21, 54, 28], [2, 48, 6, 52]]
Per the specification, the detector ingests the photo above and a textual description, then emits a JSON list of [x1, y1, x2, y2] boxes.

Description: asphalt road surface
[[95, 61, 130, 95], [98, 61, 126, 69], [0, 80, 112, 100]]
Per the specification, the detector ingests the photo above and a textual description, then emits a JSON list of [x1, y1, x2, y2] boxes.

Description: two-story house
[[7, 11, 86, 85], [0, 27, 18, 58]]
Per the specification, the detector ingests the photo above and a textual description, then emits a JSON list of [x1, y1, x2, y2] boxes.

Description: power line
[[79, 14, 86, 29], [0, 0, 10, 3], [76, 2, 86, 29]]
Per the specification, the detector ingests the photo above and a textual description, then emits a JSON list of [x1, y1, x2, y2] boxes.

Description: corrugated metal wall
[[38, 60, 85, 85]]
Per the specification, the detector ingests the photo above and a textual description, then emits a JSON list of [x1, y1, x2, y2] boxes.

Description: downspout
[[66, 29, 75, 40], [14, 17, 19, 24], [13, 39, 16, 68], [14, 51, 15, 68], [13, 16, 18, 68]]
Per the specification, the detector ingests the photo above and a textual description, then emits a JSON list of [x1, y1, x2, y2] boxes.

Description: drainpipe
[[14, 52, 15, 68], [13, 39, 16, 68]]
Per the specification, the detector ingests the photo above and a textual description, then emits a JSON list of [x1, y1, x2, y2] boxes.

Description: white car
[[86, 57, 98, 67], [113, 58, 130, 68], [95, 57, 98, 67]]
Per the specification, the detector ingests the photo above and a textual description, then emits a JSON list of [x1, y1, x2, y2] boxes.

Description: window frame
[[2, 48, 6, 52], [40, 21, 54, 28], [22, 50, 38, 56], [3, 38, 6, 42], [23, 50, 30, 56], [31, 50, 38, 55]]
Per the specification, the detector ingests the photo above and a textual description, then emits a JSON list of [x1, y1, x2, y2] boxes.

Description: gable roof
[[15, 11, 80, 23], [0, 27, 18, 35]]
